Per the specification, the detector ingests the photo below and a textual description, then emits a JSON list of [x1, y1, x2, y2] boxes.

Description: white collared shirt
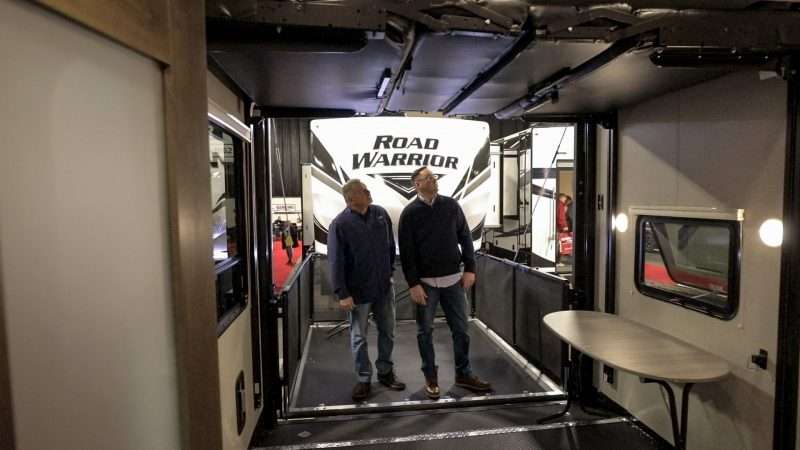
[[418, 193, 437, 206], [421, 272, 462, 288]]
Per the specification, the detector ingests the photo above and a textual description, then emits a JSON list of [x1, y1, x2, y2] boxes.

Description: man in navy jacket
[[399, 166, 491, 399], [328, 179, 406, 401]]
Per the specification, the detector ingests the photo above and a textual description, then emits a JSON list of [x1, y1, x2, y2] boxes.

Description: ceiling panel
[[209, 38, 400, 113], [386, 33, 515, 112], [529, 50, 730, 115], [453, 41, 611, 115]]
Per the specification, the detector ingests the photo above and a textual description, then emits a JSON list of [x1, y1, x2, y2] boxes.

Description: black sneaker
[[455, 374, 492, 393], [352, 382, 371, 401], [378, 372, 406, 391], [424, 377, 440, 400]]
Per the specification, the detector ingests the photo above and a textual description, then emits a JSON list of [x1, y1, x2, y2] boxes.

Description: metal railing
[[279, 253, 314, 412]]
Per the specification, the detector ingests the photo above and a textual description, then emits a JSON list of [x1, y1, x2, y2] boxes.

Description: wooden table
[[542, 310, 730, 450]]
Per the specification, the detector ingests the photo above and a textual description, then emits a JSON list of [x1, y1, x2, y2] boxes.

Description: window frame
[[209, 121, 250, 334], [634, 214, 742, 320]]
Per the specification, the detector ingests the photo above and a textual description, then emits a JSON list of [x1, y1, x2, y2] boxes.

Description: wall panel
[[606, 71, 786, 450], [0, 2, 180, 448]]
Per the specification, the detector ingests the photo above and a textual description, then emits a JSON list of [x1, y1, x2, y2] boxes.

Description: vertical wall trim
[[0, 247, 15, 449], [574, 120, 598, 397], [604, 114, 619, 315], [574, 121, 597, 311], [162, 2, 223, 449], [247, 135, 264, 410], [774, 59, 800, 450], [253, 118, 279, 428]]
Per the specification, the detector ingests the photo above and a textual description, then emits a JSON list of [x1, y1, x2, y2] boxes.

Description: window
[[210, 122, 248, 330], [635, 215, 740, 319]]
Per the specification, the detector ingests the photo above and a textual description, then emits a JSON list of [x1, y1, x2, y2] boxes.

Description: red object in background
[[557, 201, 569, 232], [559, 232, 573, 256], [273, 239, 303, 291]]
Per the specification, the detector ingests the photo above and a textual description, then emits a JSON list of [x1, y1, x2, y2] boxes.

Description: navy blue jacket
[[398, 195, 475, 288], [327, 205, 395, 304]]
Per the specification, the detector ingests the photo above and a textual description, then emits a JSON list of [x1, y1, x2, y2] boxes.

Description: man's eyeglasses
[[416, 174, 437, 182]]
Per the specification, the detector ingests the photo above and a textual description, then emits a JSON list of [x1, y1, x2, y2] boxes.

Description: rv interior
[[2, 1, 800, 450]]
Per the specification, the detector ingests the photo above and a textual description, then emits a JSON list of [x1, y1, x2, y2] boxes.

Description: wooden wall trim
[[32, 0, 171, 64], [163, 1, 223, 449], [0, 247, 15, 450]]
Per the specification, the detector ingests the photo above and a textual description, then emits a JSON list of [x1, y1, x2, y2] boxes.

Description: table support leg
[[538, 355, 576, 423], [680, 383, 694, 450], [642, 379, 694, 450]]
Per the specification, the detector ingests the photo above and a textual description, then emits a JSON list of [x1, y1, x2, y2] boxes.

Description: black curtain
[[271, 118, 312, 197]]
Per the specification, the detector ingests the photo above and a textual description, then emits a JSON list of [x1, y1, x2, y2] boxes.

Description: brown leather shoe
[[352, 382, 371, 401], [455, 374, 492, 393], [378, 372, 406, 391], [424, 377, 440, 400]]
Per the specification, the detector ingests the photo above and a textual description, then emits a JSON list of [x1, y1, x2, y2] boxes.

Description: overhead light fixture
[[376, 68, 392, 99], [523, 90, 559, 114]]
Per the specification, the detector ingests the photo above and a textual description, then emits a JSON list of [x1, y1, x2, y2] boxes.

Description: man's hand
[[409, 285, 428, 306], [339, 297, 355, 312], [461, 272, 476, 289]]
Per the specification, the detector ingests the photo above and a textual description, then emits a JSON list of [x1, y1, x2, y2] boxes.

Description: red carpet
[[644, 262, 726, 293], [273, 240, 303, 292]]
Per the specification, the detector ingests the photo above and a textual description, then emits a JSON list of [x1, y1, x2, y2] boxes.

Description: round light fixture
[[759, 219, 783, 247], [614, 213, 629, 233]]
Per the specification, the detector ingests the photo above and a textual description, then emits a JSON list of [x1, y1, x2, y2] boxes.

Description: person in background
[[398, 166, 491, 400], [281, 220, 299, 264], [328, 179, 406, 401], [557, 193, 572, 233]]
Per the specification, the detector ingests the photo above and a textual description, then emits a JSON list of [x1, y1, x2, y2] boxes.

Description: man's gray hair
[[341, 179, 364, 202]]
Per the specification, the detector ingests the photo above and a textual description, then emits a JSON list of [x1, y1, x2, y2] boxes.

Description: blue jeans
[[348, 288, 396, 383], [415, 282, 471, 379]]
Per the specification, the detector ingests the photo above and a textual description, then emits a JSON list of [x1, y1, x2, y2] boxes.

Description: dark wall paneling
[[474, 255, 514, 344], [272, 119, 312, 197], [774, 61, 800, 450], [514, 266, 568, 383]]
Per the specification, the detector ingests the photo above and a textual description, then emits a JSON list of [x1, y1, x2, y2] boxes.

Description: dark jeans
[[348, 287, 396, 383], [415, 282, 471, 380]]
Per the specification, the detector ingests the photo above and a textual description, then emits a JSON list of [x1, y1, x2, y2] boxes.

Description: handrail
[[477, 251, 568, 283], [280, 253, 314, 296]]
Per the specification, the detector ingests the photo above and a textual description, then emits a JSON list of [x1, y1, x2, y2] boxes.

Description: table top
[[543, 310, 730, 384]]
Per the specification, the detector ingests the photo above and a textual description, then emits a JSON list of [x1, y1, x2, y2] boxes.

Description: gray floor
[[289, 320, 555, 410], [346, 421, 669, 450], [251, 402, 669, 449]]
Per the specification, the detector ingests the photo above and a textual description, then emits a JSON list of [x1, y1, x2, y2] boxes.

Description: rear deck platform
[[288, 320, 560, 415]]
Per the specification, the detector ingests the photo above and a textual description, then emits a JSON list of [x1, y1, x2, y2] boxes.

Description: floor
[[289, 320, 557, 411], [251, 401, 670, 450]]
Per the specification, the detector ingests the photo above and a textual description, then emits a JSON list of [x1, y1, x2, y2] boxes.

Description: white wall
[[0, 2, 181, 449], [218, 305, 258, 450], [602, 71, 786, 449]]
